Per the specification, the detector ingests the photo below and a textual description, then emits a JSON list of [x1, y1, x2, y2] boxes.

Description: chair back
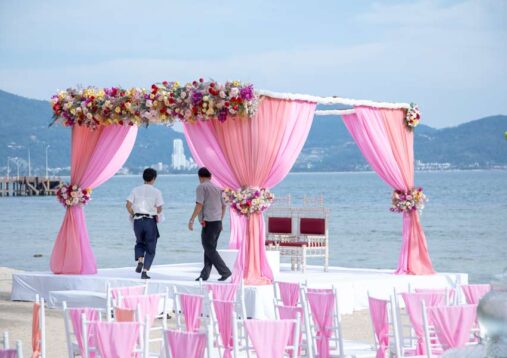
[[178, 293, 204, 332], [32, 295, 45, 358], [0, 332, 23, 358], [275, 304, 311, 357], [460, 284, 491, 304], [415, 287, 456, 305], [164, 329, 212, 358], [209, 298, 235, 358], [367, 295, 390, 358], [106, 282, 148, 318]]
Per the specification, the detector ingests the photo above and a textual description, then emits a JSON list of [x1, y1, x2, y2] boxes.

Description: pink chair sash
[[93, 321, 139, 358], [165, 330, 207, 358], [31, 302, 40, 358], [69, 308, 100, 357], [277, 305, 304, 356], [415, 288, 456, 304], [119, 294, 160, 325], [401, 292, 446, 354], [307, 292, 336, 358], [244, 319, 295, 358], [368, 297, 389, 358], [277, 282, 300, 306], [213, 300, 235, 358], [206, 283, 238, 301], [0, 349, 18, 358], [461, 284, 491, 304], [427, 305, 477, 351], [111, 285, 146, 300], [180, 294, 203, 332], [114, 307, 135, 322]]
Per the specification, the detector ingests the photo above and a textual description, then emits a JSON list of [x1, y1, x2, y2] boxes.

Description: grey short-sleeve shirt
[[196, 180, 224, 222]]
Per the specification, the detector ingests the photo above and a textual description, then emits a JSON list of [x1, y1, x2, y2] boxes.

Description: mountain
[[0, 89, 506, 175]]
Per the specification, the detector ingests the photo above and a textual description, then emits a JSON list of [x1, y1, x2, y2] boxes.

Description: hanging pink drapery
[[342, 107, 434, 275], [50, 125, 138, 274], [184, 97, 315, 284]]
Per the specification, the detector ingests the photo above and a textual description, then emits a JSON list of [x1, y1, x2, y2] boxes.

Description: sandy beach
[[0, 267, 373, 357]]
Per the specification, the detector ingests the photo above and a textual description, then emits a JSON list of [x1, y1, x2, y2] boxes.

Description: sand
[[0, 267, 373, 357]]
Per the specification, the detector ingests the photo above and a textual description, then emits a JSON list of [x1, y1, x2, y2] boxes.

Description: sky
[[0, 0, 506, 128]]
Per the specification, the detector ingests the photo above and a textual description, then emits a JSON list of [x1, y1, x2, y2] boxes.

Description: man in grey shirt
[[188, 167, 232, 281]]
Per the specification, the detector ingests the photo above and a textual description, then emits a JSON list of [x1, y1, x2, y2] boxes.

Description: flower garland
[[405, 103, 421, 129], [390, 187, 427, 214], [222, 187, 274, 216], [56, 184, 92, 208], [50, 79, 258, 129]]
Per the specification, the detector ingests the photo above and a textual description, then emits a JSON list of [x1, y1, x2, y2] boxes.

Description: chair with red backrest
[[296, 207, 330, 272]]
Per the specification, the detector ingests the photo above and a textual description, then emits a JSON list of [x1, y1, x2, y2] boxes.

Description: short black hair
[[143, 168, 157, 182], [198, 167, 211, 178]]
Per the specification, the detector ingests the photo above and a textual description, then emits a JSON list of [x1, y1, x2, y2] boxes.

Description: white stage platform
[[11, 263, 467, 319]]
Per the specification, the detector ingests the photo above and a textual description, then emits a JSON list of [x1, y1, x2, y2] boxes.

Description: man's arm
[[221, 204, 226, 221], [126, 200, 134, 217], [188, 203, 203, 231]]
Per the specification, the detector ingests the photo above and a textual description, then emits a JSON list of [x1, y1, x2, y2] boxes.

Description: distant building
[[171, 139, 187, 170]]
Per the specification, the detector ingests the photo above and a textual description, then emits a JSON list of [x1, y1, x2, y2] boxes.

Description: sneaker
[[218, 273, 232, 281], [135, 262, 143, 273], [141, 272, 151, 279]]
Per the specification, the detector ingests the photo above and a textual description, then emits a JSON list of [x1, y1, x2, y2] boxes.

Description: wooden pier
[[0, 176, 64, 197]]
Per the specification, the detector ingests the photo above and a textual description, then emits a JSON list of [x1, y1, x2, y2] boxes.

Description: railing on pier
[[0, 176, 64, 197]]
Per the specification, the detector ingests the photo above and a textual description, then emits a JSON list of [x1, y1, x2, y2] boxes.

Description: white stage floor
[[11, 263, 467, 318]]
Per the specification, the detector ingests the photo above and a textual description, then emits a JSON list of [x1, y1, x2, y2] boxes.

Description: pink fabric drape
[[31, 303, 40, 358], [93, 321, 139, 358], [277, 282, 300, 306], [120, 294, 160, 325], [461, 284, 491, 304], [428, 305, 477, 351], [213, 300, 235, 358], [401, 292, 446, 354], [277, 305, 304, 356], [69, 308, 100, 357], [111, 285, 146, 300], [307, 292, 335, 358], [244, 319, 295, 358], [165, 330, 207, 358], [415, 288, 456, 304], [184, 98, 316, 284], [114, 307, 135, 322], [342, 107, 434, 275], [0, 350, 17, 358], [368, 297, 389, 358], [50, 125, 138, 274], [180, 294, 203, 332], [206, 283, 238, 301]]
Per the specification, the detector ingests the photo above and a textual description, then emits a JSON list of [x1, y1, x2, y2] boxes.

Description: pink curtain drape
[[50, 125, 138, 274], [342, 107, 434, 275], [184, 97, 316, 284]]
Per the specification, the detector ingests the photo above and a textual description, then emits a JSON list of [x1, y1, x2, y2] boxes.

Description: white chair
[[172, 290, 207, 331], [105, 281, 148, 320], [273, 280, 307, 306], [232, 312, 300, 358], [302, 286, 344, 357], [1, 331, 23, 358], [81, 313, 149, 358], [32, 294, 46, 358], [367, 291, 397, 357], [163, 323, 213, 358]]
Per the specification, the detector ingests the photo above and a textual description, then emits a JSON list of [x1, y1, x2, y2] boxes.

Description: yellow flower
[[150, 94, 155, 99], [160, 114, 167, 120], [115, 107, 121, 113], [70, 109, 76, 115], [233, 80, 240, 86]]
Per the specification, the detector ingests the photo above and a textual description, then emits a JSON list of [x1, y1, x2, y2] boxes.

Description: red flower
[[199, 78, 204, 83], [233, 105, 239, 110], [210, 82, 215, 88], [162, 81, 168, 86], [224, 102, 230, 107], [118, 120, 124, 125]]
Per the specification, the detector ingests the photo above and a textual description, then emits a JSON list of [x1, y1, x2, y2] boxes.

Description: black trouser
[[133, 217, 159, 270], [200, 221, 231, 279]]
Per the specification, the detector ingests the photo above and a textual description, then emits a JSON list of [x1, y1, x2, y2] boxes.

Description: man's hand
[[188, 220, 194, 231]]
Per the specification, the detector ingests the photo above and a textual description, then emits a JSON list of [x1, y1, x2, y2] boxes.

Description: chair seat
[[265, 240, 325, 247]]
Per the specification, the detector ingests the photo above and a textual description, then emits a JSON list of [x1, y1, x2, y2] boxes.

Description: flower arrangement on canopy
[[50, 79, 258, 129], [56, 184, 92, 208], [390, 187, 427, 214], [222, 187, 274, 216]]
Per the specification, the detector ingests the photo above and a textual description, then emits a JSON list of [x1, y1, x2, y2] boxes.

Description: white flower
[[180, 92, 187, 99], [219, 91, 226, 98], [230, 88, 239, 97]]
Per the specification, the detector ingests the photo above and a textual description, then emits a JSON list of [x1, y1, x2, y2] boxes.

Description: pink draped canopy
[[342, 106, 434, 275], [184, 97, 316, 285], [50, 125, 137, 274]]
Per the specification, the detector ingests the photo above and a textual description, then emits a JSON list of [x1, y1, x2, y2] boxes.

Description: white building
[[172, 139, 187, 170]]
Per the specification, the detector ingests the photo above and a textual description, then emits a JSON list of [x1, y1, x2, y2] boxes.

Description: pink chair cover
[[206, 283, 238, 301], [461, 284, 491, 304], [184, 98, 316, 284], [51, 125, 138, 274], [111, 285, 146, 300], [114, 307, 135, 322], [277, 282, 300, 306], [93, 321, 139, 358], [415, 288, 456, 302], [427, 305, 477, 351], [69, 308, 100, 357], [213, 300, 235, 358], [342, 107, 434, 275], [368, 297, 389, 358], [401, 292, 446, 354], [119, 294, 160, 325], [0, 350, 18, 358], [31, 302, 40, 358], [165, 330, 207, 358], [277, 305, 304, 356], [307, 292, 336, 358], [244, 319, 295, 358], [180, 294, 203, 332]]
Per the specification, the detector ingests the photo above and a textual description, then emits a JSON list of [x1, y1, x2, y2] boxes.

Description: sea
[[1, 171, 506, 283]]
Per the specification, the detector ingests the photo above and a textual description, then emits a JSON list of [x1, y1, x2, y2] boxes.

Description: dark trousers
[[134, 218, 159, 270], [200, 221, 231, 279]]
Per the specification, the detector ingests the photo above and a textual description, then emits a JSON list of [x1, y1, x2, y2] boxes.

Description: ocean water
[[0, 171, 506, 283]]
